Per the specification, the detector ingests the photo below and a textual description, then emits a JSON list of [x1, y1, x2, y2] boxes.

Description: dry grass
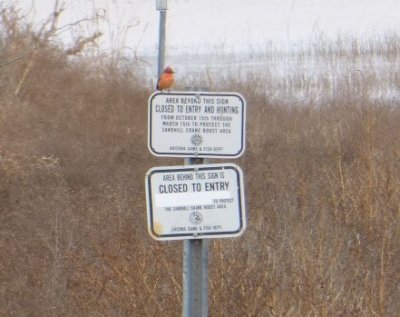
[[1, 5, 400, 317]]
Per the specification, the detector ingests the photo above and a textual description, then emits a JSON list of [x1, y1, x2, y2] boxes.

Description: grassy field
[[1, 6, 400, 317]]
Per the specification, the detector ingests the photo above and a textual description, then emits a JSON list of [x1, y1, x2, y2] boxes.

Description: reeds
[[1, 4, 400, 317]]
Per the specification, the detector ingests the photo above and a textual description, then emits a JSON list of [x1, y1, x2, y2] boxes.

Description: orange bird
[[156, 66, 175, 91]]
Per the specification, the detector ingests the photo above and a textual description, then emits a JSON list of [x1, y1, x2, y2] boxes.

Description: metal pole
[[183, 158, 209, 317], [183, 86, 210, 317], [183, 239, 209, 317], [157, 2, 167, 77]]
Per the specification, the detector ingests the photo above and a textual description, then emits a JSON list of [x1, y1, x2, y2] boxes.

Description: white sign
[[148, 91, 246, 158], [145, 163, 246, 240]]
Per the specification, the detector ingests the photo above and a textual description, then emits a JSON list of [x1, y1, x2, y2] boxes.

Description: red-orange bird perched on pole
[[156, 66, 175, 91]]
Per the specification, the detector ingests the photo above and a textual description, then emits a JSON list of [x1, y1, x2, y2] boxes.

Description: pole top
[[156, 0, 168, 10]]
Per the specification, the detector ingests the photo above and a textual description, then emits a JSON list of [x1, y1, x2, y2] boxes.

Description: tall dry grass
[[1, 5, 400, 317]]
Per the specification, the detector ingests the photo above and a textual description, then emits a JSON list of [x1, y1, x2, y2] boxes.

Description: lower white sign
[[145, 163, 246, 240]]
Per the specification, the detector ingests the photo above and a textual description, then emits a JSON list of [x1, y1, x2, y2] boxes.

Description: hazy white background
[[9, 0, 400, 93], [13, 0, 400, 55]]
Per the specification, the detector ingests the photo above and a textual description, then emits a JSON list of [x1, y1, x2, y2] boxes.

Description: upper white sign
[[148, 91, 246, 158]]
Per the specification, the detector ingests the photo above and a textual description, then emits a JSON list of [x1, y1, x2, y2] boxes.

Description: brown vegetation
[[1, 5, 400, 317]]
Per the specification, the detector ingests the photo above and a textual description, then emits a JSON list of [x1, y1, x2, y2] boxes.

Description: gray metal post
[[156, 1, 167, 76], [183, 157, 209, 317], [183, 239, 209, 317]]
